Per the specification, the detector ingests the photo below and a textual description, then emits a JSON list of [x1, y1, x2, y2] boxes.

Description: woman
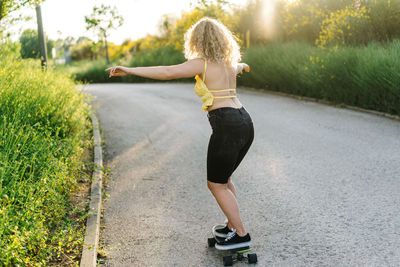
[[105, 17, 254, 250]]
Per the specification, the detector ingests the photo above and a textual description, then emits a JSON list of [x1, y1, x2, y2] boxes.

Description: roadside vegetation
[[0, 41, 92, 265], [57, 0, 400, 116], [0, 0, 399, 264], [240, 41, 400, 115], [62, 45, 187, 83]]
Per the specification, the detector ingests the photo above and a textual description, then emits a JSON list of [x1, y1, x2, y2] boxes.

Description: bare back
[[203, 61, 243, 111]]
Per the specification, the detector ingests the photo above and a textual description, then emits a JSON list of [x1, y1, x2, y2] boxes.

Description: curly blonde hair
[[184, 17, 241, 66]]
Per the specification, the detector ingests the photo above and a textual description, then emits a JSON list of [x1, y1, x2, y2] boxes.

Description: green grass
[[0, 42, 91, 265], [64, 45, 188, 83], [65, 41, 400, 116], [238, 41, 400, 115]]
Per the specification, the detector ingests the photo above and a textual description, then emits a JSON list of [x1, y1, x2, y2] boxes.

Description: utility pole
[[36, 5, 48, 68], [104, 33, 110, 64]]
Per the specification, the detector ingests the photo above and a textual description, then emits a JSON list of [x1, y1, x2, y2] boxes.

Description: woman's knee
[[207, 180, 228, 192]]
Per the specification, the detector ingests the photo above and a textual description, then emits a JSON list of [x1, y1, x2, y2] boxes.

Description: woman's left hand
[[105, 66, 129, 78], [242, 63, 250, 73]]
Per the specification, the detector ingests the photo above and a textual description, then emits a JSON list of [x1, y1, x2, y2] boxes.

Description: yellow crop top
[[194, 59, 237, 111]]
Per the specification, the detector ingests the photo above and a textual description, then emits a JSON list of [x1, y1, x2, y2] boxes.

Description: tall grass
[[68, 45, 187, 83], [0, 42, 91, 265], [66, 41, 400, 116], [238, 41, 400, 115]]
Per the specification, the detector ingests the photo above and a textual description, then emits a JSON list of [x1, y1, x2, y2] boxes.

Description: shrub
[[68, 45, 188, 83], [65, 39, 400, 116], [0, 42, 91, 265], [238, 40, 400, 115]]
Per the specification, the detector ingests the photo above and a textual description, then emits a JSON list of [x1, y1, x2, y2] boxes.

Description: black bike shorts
[[207, 106, 254, 184]]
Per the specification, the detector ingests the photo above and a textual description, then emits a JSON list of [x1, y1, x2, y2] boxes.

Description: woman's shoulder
[[186, 58, 206, 70], [189, 57, 206, 64]]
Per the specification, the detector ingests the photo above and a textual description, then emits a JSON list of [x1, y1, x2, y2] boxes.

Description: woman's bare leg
[[227, 176, 237, 198], [207, 180, 247, 236], [226, 176, 237, 229]]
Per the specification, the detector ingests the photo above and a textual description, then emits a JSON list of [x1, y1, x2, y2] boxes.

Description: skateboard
[[208, 224, 258, 266]]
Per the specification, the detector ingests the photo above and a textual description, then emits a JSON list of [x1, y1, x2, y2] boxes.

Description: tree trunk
[[104, 34, 110, 64]]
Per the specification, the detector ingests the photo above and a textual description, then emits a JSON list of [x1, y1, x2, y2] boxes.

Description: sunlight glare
[[260, 0, 277, 39]]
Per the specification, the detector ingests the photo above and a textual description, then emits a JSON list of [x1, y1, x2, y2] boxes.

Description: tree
[[0, 0, 43, 21], [157, 14, 177, 38], [76, 36, 92, 44], [19, 29, 54, 59], [19, 29, 38, 58], [85, 4, 123, 64], [61, 36, 75, 63]]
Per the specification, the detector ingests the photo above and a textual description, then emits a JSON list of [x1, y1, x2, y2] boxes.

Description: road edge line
[[80, 110, 103, 267], [240, 86, 400, 121]]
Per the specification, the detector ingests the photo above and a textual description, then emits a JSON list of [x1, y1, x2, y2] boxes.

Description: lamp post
[[36, 5, 48, 69]]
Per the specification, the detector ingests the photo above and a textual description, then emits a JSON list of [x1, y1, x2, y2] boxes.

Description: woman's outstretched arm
[[105, 58, 204, 80]]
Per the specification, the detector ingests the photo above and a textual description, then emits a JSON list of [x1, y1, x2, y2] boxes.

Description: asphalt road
[[85, 83, 400, 267]]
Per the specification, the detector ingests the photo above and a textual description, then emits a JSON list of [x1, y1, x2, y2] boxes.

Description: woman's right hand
[[105, 66, 129, 78]]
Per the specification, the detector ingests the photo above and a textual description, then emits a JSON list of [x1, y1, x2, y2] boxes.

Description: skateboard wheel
[[248, 253, 257, 264], [208, 237, 216, 247], [223, 255, 233, 266]]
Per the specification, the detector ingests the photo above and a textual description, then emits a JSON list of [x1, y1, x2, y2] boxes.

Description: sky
[[9, 0, 248, 45]]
